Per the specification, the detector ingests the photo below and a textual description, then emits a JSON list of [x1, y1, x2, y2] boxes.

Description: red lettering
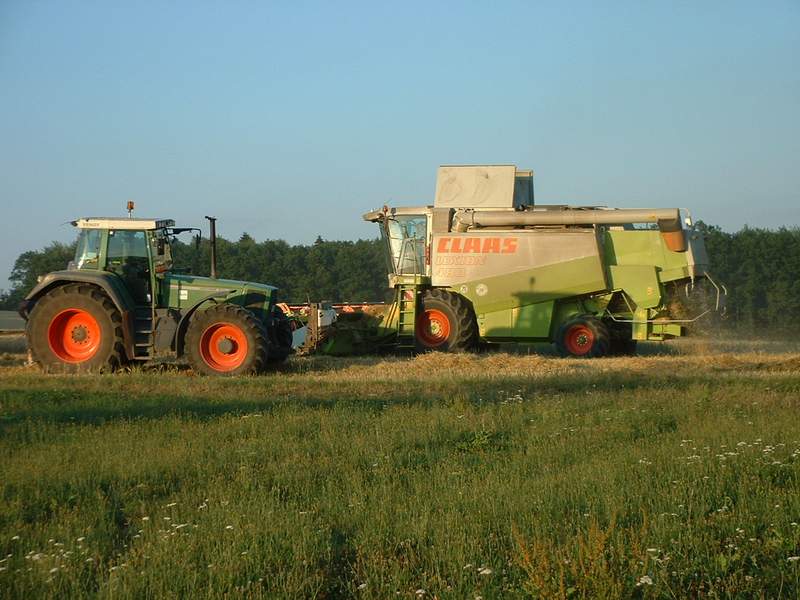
[[501, 238, 518, 254], [437, 237, 450, 253], [450, 237, 463, 253], [482, 238, 501, 253], [463, 238, 482, 253]]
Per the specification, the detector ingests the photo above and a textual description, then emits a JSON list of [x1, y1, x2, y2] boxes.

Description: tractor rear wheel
[[415, 289, 478, 353], [266, 306, 294, 364], [27, 284, 126, 373], [186, 304, 269, 376], [555, 315, 611, 358]]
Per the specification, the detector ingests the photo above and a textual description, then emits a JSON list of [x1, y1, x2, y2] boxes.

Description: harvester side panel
[[431, 229, 605, 289], [429, 229, 606, 341]]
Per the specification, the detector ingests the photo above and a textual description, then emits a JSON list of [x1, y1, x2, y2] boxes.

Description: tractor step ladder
[[395, 285, 417, 350], [132, 306, 154, 360]]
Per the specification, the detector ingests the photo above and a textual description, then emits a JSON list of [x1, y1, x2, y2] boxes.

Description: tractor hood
[[163, 274, 277, 316], [166, 273, 277, 296]]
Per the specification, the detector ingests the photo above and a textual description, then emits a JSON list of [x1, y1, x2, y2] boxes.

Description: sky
[[1, 0, 798, 289]]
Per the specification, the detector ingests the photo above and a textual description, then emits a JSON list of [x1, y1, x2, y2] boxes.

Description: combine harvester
[[298, 165, 725, 357]]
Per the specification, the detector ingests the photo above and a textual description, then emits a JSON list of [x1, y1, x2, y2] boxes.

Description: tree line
[[1, 225, 798, 332]]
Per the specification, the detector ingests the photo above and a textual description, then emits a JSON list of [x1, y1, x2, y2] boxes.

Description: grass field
[[1, 337, 799, 598]]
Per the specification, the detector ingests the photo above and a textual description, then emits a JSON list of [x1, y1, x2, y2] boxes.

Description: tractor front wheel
[[27, 284, 126, 373], [555, 316, 611, 358], [185, 304, 269, 376], [415, 289, 478, 353]]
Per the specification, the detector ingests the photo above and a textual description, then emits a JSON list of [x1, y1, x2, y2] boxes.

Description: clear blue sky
[[1, 1, 798, 289]]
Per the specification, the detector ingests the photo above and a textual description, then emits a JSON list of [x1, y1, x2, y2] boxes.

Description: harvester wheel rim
[[565, 324, 595, 356], [47, 308, 102, 363], [200, 323, 249, 371], [417, 308, 451, 347]]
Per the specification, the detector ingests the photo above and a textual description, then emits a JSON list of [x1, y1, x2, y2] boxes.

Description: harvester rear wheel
[[555, 316, 611, 358], [415, 289, 478, 353], [186, 304, 268, 376], [27, 284, 126, 373]]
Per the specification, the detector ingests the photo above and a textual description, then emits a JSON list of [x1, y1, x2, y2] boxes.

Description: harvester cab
[[21, 212, 293, 375], [363, 165, 725, 357]]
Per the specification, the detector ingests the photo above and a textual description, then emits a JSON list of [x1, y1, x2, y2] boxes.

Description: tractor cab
[[70, 218, 177, 306]]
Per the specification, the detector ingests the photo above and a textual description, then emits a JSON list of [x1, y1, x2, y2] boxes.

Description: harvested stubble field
[[0, 336, 799, 599]]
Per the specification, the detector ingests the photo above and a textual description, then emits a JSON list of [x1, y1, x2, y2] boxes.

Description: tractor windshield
[[382, 215, 427, 275], [73, 229, 102, 269]]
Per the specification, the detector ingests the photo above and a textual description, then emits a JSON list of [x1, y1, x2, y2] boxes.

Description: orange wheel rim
[[199, 323, 248, 371], [565, 324, 594, 355], [417, 309, 451, 347], [48, 308, 102, 363]]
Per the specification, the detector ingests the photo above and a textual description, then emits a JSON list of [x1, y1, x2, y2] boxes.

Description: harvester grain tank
[[353, 164, 724, 357]]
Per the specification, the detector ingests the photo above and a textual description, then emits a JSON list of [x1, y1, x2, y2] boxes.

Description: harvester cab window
[[73, 229, 102, 269], [385, 215, 427, 275], [107, 230, 151, 304]]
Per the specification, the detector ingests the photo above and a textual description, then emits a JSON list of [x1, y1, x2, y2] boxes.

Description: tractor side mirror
[[157, 238, 165, 255]]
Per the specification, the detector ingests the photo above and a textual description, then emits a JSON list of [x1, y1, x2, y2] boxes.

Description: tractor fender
[[19, 271, 139, 360], [174, 292, 229, 357]]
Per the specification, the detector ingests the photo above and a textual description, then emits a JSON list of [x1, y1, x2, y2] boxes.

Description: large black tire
[[185, 304, 269, 376], [555, 315, 611, 358], [607, 322, 638, 356], [26, 283, 126, 373], [266, 306, 294, 364], [415, 289, 479, 353]]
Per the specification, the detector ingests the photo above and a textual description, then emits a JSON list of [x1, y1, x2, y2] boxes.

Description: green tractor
[[20, 214, 292, 375]]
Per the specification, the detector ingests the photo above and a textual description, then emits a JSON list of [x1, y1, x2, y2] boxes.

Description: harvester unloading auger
[[296, 165, 725, 357]]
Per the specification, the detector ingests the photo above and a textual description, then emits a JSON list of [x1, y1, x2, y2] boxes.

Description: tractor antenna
[[127, 200, 135, 218]]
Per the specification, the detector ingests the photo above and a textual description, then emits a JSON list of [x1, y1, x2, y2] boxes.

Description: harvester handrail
[[604, 271, 726, 325]]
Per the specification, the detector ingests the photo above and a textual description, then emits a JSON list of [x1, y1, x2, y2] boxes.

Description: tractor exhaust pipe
[[205, 215, 218, 278]]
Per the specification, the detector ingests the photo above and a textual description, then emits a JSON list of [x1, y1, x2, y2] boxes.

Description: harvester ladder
[[395, 285, 418, 349]]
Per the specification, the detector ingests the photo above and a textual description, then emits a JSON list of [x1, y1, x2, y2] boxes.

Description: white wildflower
[[788, 556, 800, 563], [478, 566, 493, 576], [637, 575, 653, 586], [357, 583, 367, 590]]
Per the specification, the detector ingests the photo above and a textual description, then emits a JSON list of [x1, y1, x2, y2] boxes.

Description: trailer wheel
[[186, 304, 268, 375], [415, 289, 478, 353], [555, 316, 611, 358], [27, 284, 126, 373]]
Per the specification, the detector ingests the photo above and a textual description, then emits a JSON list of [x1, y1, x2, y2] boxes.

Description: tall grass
[[0, 351, 798, 598]]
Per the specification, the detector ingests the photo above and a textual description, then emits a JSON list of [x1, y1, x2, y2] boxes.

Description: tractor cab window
[[73, 229, 102, 269], [384, 215, 427, 275], [107, 230, 151, 304]]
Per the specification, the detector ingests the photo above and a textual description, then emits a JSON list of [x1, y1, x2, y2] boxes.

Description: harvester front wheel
[[186, 304, 268, 376], [555, 316, 611, 358], [27, 284, 126, 373], [415, 289, 478, 353]]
